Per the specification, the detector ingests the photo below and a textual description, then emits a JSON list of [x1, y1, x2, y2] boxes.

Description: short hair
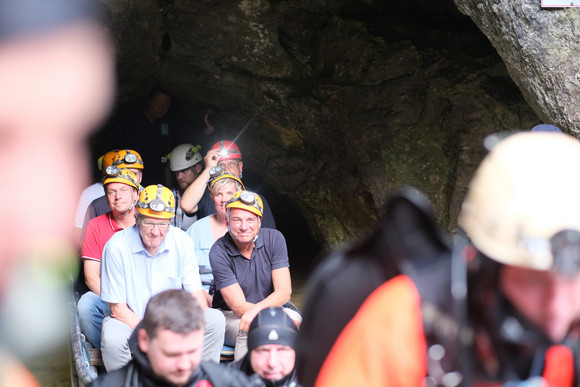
[[210, 177, 243, 196], [148, 86, 170, 102], [141, 289, 204, 339]]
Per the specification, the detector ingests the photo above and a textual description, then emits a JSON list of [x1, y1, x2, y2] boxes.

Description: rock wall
[[98, 0, 540, 250], [455, 0, 580, 134]]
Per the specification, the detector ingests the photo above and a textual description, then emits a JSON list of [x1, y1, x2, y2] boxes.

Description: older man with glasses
[[99, 184, 226, 371], [180, 140, 277, 228]]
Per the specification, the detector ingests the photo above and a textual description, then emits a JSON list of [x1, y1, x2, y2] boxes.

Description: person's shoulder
[[199, 361, 263, 387], [260, 228, 285, 242], [87, 366, 129, 387]]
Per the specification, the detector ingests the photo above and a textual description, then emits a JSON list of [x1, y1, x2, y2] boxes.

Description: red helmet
[[211, 140, 242, 161]]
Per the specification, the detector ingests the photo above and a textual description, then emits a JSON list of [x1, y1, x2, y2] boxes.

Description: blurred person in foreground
[[89, 289, 258, 387], [297, 132, 580, 386], [0, 0, 114, 385]]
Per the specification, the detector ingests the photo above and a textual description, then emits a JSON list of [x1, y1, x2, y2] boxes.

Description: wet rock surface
[[96, 0, 541, 249]]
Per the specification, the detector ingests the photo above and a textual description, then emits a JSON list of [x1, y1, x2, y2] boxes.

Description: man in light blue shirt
[[100, 184, 225, 371]]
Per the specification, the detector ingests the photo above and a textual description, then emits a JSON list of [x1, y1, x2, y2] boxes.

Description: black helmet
[[248, 307, 298, 352]]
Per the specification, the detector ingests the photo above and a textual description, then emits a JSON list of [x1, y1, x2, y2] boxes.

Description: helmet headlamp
[[113, 149, 142, 166], [551, 229, 580, 275], [137, 184, 175, 214], [105, 165, 122, 177]]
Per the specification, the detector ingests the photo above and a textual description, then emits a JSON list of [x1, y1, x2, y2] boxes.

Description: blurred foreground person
[[0, 0, 114, 385], [89, 289, 258, 387], [297, 132, 580, 386], [231, 307, 302, 387]]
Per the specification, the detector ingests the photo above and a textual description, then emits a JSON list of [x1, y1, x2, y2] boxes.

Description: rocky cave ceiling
[[92, 0, 578, 264]]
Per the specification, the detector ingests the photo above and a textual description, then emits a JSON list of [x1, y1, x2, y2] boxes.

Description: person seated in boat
[[78, 168, 140, 348], [100, 185, 225, 370], [186, 167, 244, 306], [230, 307, 302, 387], [88, 289, 255, 387], [180, 140, 276, 228], [165, 143, 205, 231], [81, 149, 145, 240], [209, 190, 301, 361]]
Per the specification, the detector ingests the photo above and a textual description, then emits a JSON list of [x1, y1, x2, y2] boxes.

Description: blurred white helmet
[[168, 144, 202, 172], [459, 132, 580, 271]]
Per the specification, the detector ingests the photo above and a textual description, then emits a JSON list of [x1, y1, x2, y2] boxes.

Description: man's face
[[129, 168, 143, 184], [211, 182, 237, 218], [228, 208, 261, 244], [250, 344, 296, 381], [217, 159, 243, 178], [499, 265, 580, 342], [147, 92, 171, 120], [138, 215, 170, 254], [175, 168, 197, 191], [105, 182, 137, 215], [138, 327, 203, 385]]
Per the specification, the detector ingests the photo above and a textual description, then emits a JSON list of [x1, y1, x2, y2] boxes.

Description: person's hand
[[204, 149, 220, 170], [203, 290, 213, 308], [239, 305, 263, 332]]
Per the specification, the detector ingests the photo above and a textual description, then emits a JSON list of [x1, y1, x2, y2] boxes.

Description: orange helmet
[[113, 149, 144, 169], [103, 168, 139, 190], [98, 149, 120, 171], [137, 184, 176, 219], [226, 190, 263, 218], [211, 140, 242, 161]]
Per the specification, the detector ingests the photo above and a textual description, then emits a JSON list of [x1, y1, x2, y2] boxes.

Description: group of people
[[75, 141, 302, 387]]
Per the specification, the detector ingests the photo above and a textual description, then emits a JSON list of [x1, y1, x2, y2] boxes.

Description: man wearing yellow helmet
[[80, 149, 145, 240], [77, 168, 139, 349], [209, 190, 301, 362], [100, 184, 226, 371], [74, 149, 118, 245]]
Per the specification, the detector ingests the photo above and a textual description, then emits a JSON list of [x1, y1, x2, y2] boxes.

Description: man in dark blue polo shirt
[[209, 191, 300, 361]]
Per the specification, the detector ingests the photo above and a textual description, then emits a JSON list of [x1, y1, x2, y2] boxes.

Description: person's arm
[[84, 260, 101, 295], [81, 218, 103, 294], [220, 267, 292, 331], [243, 267, 292, 331], [191, 289, 209, 311], [109, 303, 140, 330], [180, 149, 220, 213]]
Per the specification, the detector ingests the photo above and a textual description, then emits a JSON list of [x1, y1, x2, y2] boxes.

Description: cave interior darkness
[[86, 0, 501, 281]]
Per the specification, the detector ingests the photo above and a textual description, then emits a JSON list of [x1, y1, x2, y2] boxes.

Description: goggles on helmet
[[228, 190, 263, 214], [105, 165, 122, 177], [137, 184, 175, 213], [114, 150, 143, 166], [209, 166, 226, 179], [517, 228, 580, 275], [551, 229, 580, 275]]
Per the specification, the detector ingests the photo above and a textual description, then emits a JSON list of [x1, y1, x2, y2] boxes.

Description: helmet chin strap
[[120, 202, 136, 218]]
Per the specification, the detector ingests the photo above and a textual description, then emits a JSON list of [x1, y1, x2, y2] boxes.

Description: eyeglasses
[[218, 160, 240, 171], [140, 219, 170, 231]]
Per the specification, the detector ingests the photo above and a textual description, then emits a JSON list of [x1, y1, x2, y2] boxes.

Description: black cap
[[247, 307, 298, 352]]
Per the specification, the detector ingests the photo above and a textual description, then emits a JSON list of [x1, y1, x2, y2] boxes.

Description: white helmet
[[459, 132, 580, 271], [168, 144, 202, 172]]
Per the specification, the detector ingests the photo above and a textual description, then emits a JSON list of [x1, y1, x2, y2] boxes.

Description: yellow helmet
[[208, 166, 245, 192], [459, 132, 580, 271], [113, 149, 144, 169], [137, 184, 175, 219], [103, 168, 139, 191], [226, 190, 263, 218], [98, 149, 120, 171]]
